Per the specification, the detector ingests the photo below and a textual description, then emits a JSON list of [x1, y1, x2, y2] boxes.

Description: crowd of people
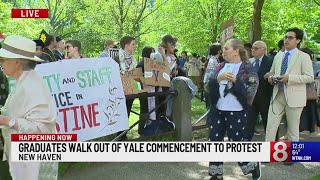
[[0, 26, 319, 180]]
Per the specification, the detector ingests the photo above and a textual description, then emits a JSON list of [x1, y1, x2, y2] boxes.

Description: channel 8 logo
[[270, 142, 291, 162]]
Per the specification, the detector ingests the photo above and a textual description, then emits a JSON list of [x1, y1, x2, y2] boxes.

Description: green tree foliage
[[0, 0, 319, 56], [0, 2, 48, 39], [149, 0, 253, 55], [262, 0, 320, 52]]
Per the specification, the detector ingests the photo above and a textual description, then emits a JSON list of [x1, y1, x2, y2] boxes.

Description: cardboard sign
[[34, 58, 128, 141], [220, 19, 234, 44], [121, 68, 146, 95], [144, 58, 171, 87]]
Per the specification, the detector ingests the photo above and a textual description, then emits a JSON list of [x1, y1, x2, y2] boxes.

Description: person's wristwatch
[[8, 118, 16, 128]]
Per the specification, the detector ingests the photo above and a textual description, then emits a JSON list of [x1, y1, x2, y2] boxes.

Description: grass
[[310, 176, 320, 180], [59, 96, 208, 176]]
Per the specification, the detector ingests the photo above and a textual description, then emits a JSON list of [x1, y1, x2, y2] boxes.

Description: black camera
[[271, 76, 282, 84]]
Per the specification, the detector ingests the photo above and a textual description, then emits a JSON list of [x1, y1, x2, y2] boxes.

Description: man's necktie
[[254, 59, 260, 72], [278, 52, 290, 91]]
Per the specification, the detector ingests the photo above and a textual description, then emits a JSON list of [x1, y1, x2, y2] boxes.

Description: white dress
[[1, 70, 58, 180]]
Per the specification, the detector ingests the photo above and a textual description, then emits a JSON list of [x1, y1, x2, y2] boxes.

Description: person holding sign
[[0, 35, 58, 180], [136, 47, 155, 135], [161, 35, 178, 78], [100, 39, 117, 58], [118, 36, 137, 74], [154, 35, 177, 119], [117, 36, 137, 140], [206, 39, 260, 180]]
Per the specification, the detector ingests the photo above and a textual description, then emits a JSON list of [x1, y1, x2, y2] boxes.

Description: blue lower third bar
[[291, 142, 320, 162]]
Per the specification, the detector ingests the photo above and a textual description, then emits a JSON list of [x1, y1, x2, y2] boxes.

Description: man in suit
[[265, 28, 314, 142], [245, 41, 273, 140]]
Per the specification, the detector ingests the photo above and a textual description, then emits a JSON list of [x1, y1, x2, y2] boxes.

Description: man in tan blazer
[[265, 28, 314, 142]]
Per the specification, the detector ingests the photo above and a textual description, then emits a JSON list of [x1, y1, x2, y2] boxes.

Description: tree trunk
[[250, 0, 264, 44]]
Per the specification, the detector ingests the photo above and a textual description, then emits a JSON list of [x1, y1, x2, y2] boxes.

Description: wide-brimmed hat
[[0, 35, 44, 62]]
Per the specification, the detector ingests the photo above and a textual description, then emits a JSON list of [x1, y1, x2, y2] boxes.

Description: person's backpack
[[143, 114, 175, 136]]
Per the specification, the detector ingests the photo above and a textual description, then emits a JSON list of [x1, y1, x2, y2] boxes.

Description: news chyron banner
[[33, 58, 129, 141], [10, 134, 320, 162], [11, 134, 268, 162]]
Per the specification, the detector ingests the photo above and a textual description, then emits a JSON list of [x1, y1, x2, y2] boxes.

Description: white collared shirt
[[251, 55, 264, 67], [252, 55, 264, 67], [216, 61, 243, 111]]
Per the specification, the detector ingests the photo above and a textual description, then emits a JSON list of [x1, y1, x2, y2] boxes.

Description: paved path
[[60, 161, 320, 180], [60, 128, 320, 180]]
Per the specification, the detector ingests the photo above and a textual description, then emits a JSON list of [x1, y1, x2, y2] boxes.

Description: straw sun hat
[[0, 35, 44, 62]]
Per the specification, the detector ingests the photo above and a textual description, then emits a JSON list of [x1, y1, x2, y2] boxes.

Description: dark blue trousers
[[208, 110, 258, 176]]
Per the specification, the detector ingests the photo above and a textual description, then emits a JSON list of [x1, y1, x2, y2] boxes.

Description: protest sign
[[144, 58, 170, 87], [121, 68, 146, 95], [108, 48, 119, 60], [34, 58, 128, 141], [220, 19, 234, 44]]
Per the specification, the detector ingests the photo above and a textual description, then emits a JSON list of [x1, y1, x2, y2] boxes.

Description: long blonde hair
[[227, 39, 248, 61]]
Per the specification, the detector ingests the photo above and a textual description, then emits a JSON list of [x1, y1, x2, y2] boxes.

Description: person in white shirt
[[0, 35, 58, 180], [206, 39, 260, 180]]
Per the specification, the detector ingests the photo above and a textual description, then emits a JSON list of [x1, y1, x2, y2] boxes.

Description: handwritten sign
[[121, 68, 146, 95], [34, 58, 128, 141], [144, 58, 170, 87], [220, 19, 234, 44]]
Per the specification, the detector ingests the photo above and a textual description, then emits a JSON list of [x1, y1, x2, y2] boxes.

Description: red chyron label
[[11, 134, 77, 141], [11, 9, 49, 18], [270, 142, 291, 162]]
